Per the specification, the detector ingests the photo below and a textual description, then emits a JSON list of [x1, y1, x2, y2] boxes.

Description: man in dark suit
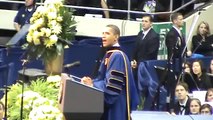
[[132, 14, 159, 67], [172, 82, 191, 115], [165, 12, 191, 112], [131, 14, 160, 91], [166, 12, 187, 61]]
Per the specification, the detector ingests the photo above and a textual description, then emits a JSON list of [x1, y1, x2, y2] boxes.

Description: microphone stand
[[20, 58, 28, 120], [178, 11, 202, 83], [191, 41, 203, 55], [3, 65, 9, 120], [162, 41, 178, 112]]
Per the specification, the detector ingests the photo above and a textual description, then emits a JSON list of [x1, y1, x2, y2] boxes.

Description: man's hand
[[81, 76, 93, 87], [131, 60, 137, 69]]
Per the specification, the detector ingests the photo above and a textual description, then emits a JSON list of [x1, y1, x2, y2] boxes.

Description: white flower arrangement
[[1, 76, 62, 119], [29, 105, 63, 120], [25, 0, 76, 62]]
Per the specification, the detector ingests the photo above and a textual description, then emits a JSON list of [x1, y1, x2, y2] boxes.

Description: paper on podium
[[6, 24, 30, 46]]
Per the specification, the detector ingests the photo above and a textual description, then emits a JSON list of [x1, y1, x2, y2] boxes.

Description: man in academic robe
[[81, 24, 139, 120]]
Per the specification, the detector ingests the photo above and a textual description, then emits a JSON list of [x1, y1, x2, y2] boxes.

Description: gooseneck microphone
[[64, 61, 80, 68]]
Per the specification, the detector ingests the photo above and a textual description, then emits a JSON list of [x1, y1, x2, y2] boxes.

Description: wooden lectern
[[59, 75, 104, 120]]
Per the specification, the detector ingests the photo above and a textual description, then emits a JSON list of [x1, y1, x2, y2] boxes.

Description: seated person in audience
[[200, 103, 212, 115], [189, 98, 201, 115], [180, 61, 195, 93], [183, 62, 192, 73], [192, 21, 213, 56], [172, 82, 191, 115], [205, 88, 213, 102], [14, 0, 37, 45], [14, 0, 37, 31], [207, 59, 213, 74], [191, 60, 212, 91], [207, 59, 213, 86]]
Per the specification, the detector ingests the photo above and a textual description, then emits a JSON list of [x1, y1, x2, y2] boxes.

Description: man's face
[[102, 27, 118, 47], [175, 85, 188, 101], [174, 15, 184, 28], [25, 0, 34, 7], [142, 16, 152, 31]]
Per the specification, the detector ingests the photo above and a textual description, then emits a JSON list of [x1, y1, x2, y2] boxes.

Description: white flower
[[27, 33, 33, 43], [29, 105, 63, 120], [16, 91, 42, 110], [36, 5, 45, 13], [47, 75, 61, 83], [56, 16, 63, 22], [34, 18, 44, 27], [32, 97, 55, 109], [32, 30, 39, 39], [48, 20, 57, 28], [49, 34, 58, 44], [33, 38, 41, 45], [44, 35, 58, 48], [52, 23, 62, 34], [47, 12, 57, 20]]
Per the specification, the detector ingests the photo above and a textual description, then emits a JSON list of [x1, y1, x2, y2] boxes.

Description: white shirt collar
[[142, 27, 151, 39], [113, 43, 120, 47], [179, 96, 188, 106], [173, 26, 182, 36]]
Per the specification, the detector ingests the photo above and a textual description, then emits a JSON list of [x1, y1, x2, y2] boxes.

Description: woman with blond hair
[[192, 21, 213, 56]]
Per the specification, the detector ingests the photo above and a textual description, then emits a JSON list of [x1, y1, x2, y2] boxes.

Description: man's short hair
[[176, 82, 189, 92], [171, 12, 182, 22], [106, 24, 120, 37], [142, 14, 154, 22]]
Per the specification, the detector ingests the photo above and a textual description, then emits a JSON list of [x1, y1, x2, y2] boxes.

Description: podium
[[59, 77, 104, 120]]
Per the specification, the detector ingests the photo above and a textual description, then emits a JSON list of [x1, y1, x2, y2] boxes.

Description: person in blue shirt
[[13, 0, 37, 45], [14, 0, 37, 31], [81, 24, 139, 120]]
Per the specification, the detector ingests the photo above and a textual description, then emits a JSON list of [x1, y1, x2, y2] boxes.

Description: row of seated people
[[173, 82, 213, 115], [181, 59, 213, 93]]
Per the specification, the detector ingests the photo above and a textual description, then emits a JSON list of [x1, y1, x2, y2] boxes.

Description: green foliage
[[29, 78, 58, 100], [1, 77, 61, 120]]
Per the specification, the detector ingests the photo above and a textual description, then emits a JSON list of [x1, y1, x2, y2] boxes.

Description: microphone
[[64, 61, 80, 68]]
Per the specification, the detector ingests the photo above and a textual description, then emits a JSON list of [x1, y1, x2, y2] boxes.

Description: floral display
[[25, 0, 76, 62], [1, 76, 62, 120]]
